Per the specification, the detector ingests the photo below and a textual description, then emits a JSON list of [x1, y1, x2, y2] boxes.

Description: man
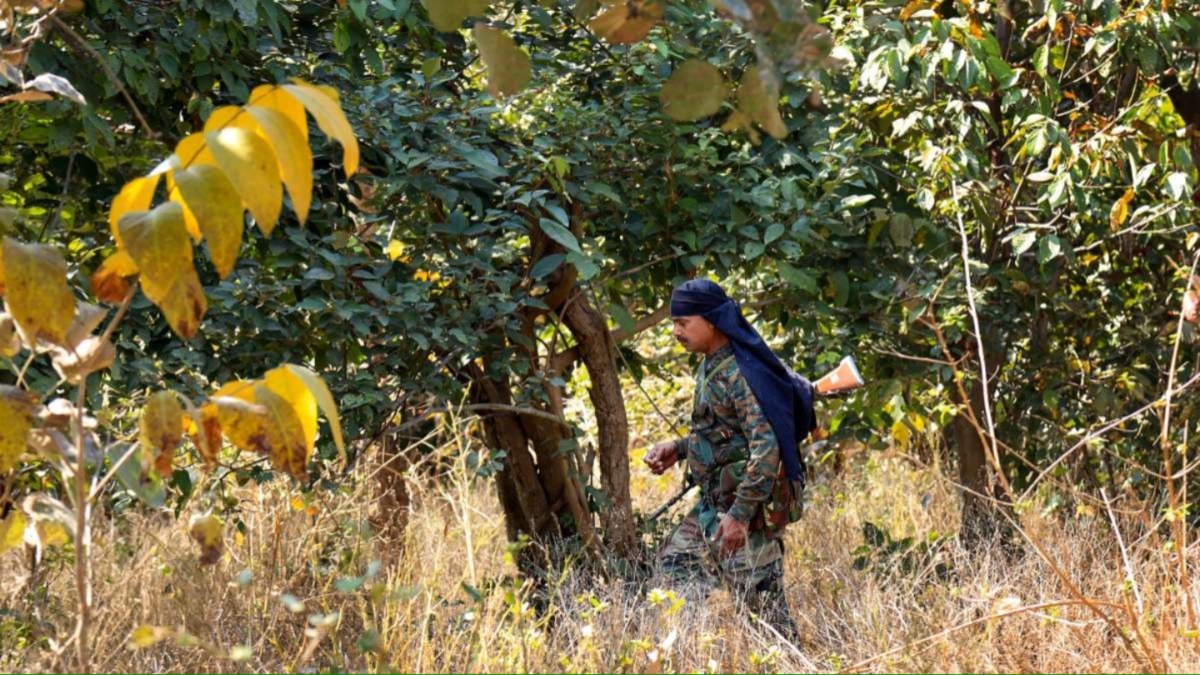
[[645, 279, 815, 636]]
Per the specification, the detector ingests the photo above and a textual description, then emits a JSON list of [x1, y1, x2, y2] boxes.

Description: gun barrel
[[814, 356, 864, 396]]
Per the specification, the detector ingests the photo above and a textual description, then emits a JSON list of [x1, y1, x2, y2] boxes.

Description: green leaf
[[744, 241, 765, 260], [608, 303, 636, 334], [889, 214, 914, 248], [763, 222, 785, 244], [1037, 234, 1062, 264], [1011, 230, 1037, 256], [566, 251, 599, 279], [538, 218, 582, 254], [531, 254, 565, 279], [660, 59, 727, 122], [828, 270, 850, 307], [779, 261, 817, 293], [1167, 172, 1192, 201]]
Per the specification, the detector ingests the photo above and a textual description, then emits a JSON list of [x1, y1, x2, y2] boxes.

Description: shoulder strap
[[698, 355, 736, 405]]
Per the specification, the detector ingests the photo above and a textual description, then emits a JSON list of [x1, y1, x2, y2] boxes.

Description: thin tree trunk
[[561, 291, 638, 558]]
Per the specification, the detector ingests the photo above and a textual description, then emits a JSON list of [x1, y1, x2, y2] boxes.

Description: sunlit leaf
[[0, 313, 18, 357], [109, 174, 161, 249], [91, 251, 138, 303], [422, 0, 490, 31], [211, 379, 309, 481], [660, 59, 727, 121], [1, 238, 76, 347], [736, 64, 787, 140], [24, 73, 86, 105], [0, 385, 36, 474], [283, 81, 360, 176], [1110, 188, 1134, 230], [206, 127, 283, 235], [170, 165, 245, 278], [187, 403, 222, 469], [473, 24, 532, 100], [249, 84, 308, 143], [189, 513, 224, 565], [246, 106, 314, 226], [119, 202, 207, 339], [269, 364, 345, 462], [589, 0, 662, 44], [141, 390, 184, 478], [0, 509, 26, 553]]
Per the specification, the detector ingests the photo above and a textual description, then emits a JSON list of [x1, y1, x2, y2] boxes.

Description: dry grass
[[4, 433, 1200, 673]]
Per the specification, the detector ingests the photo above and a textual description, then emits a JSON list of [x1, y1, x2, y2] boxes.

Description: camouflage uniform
[[655, 344, 802, 635]]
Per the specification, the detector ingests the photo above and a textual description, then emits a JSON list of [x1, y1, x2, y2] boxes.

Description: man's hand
[[644, 440, 680, 475], [714, 513, 749, 558]]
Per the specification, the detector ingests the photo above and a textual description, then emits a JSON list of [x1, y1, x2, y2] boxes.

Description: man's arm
[[727, 372, 781, 523]]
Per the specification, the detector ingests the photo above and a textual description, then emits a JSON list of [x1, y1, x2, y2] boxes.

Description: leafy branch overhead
[[422, 0, 834, 137], [95, 81, 360, 339]]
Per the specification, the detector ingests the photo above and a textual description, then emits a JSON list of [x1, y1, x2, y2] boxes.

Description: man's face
[[672, 315, 717, 353]]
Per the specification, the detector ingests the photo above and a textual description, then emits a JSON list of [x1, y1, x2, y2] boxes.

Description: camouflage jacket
[[675, 344, 802, 537]]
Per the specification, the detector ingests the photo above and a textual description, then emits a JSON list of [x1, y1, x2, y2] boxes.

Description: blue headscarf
[[671, 279, 815, 482]]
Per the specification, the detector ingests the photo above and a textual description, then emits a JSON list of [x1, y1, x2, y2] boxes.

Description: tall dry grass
[[3, 417, 1198, 674]]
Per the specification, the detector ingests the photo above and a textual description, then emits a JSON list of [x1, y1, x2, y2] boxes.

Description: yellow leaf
[[472, 24, 532, 99], [129, 624, 173, 649], [737, 65, 787, 140], [891, 419, 912, 447], [660, 59, 727, 122], [211, 379, 309, 481], [91, 251, 138, 303], [0, 385, 35, 474], [189, 513, 223, 565], [22, 494, 73, 548], [255, 382, 310, 481], [108, 174, 160, 248], [283, 364, 345, 461], [1, 238, 76, 346], [282, 81, 360, 176], [0, 509, 26, 553], [174, 133, 216, 170], [263, 366, 317, 457], [265, 364, 346, 462], [206, 127, 283, 235], [589, 0, 662, 44], [119, 202, 207, 339], [249, 84, 308, 143], [1110, 187, 1134, 231], [170, 165, 244, 278], [188, 403, 222, 470], [0, 313, 18, 357], [141, 391, 184, 479], [246, 106, 313, 225], [386, 240, 409, 262], [422, 0, 491, 32], [202, 105, 242, 133]]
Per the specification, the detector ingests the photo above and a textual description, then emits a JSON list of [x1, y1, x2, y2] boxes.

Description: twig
[[1159, 249, 1200, 628], [951, 178, 1004, 491], [71, 360, 91, 673], [1101, 487, 1144, 615], [48, 15, 157, 141]]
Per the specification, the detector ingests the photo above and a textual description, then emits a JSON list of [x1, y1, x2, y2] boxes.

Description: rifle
[[644, 356, 865, 523]]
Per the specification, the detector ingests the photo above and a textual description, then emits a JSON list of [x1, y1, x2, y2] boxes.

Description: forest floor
[[2, 336, 1199, 672]]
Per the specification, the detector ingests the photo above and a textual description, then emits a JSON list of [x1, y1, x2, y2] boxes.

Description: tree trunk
[[369, 433, 411, 552], [561, 290, 638, 558], [952, 377, 992, 541]]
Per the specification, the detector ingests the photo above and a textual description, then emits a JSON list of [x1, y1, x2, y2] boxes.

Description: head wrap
[[671, 279, 815, 482]]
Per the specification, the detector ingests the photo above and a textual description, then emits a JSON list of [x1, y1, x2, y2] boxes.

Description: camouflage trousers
[[654, 505, 797, 639]]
